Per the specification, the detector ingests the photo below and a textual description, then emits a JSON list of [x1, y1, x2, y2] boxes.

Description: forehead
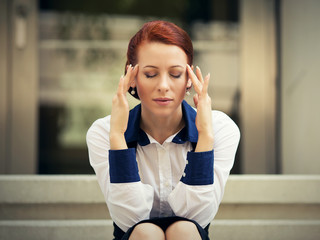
[[137, 41, 188, 66]]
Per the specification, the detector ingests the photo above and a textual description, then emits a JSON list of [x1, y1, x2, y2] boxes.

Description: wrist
[[109, 132, 127, 150], [195, 132, 214, 152]]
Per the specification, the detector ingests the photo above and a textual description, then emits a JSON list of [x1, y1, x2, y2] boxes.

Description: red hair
[[126, 20, 193, 99]]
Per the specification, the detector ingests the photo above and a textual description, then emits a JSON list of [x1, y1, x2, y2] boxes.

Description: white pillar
[[0, 0, 9, 173], [281, 0, 320, 174], [239, 0, 277, 173], [0, 0, 38, 173]]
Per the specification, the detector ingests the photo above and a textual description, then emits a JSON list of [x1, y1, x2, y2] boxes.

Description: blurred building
[[1, 0, 320, 175]]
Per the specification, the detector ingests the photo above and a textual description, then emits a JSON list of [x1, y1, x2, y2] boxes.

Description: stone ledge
[[211, 219, 320, 240], [1, 175, 319, 220], [0, 175, 103, 204], [1, 175, 319, 204], [0, 219, 319, 240], [222, 175, 320, 204]]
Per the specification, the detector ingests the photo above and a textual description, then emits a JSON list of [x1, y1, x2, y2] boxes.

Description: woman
[[87, 20, 240, 240]]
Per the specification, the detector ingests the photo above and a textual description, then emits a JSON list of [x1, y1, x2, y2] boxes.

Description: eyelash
[[146, 74, 156, 78], [171, 74, 181, 79], [145, 74, 181, 79]]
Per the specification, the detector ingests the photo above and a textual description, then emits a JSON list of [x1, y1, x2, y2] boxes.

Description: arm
[[189, 65, 214, 153], [168, 112, 240, 227], [168, 66, 240, 227], [109, 64, 136, 150], [86, 65, 154, 232]]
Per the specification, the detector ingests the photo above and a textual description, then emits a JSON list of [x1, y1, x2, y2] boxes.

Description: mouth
[[153, 98, 173, 105]]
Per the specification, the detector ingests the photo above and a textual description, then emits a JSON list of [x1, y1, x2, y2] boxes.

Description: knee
[[129, 223, 165, 240], [165, 221, 201, 240]]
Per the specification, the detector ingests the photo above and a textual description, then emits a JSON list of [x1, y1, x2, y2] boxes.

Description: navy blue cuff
[[181, 150, 214, 185], [109, 148, 140, 183]]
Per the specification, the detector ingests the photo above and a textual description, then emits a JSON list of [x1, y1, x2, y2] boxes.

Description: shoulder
[[211, 110, 240, 142], [212, 110, 237, 127], [86, 115, 111, 143]]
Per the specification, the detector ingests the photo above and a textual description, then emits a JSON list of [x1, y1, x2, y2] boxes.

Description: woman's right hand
[[110, 64, 138, 150]]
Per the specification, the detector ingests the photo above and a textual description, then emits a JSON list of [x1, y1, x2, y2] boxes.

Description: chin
[[152, 104, 184, 118], [152, 108, 174, 117]]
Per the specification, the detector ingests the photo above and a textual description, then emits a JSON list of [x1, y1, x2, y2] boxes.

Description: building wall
[[281, 0, 320, 174], [239, 0, 277, 173], [0, 0, 38, 174]]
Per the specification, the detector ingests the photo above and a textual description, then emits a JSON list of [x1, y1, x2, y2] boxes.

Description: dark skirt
[[113, 216, 210, 240]]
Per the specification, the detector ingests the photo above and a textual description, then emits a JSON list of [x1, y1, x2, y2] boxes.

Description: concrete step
[[1, 175, 320, 220], [0, 219, 319, 240]]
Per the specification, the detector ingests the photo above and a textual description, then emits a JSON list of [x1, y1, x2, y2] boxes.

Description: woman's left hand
[[187, 65, 214, 152]]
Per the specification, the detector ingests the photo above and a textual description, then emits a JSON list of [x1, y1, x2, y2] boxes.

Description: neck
[[140, 107, 184, 145]]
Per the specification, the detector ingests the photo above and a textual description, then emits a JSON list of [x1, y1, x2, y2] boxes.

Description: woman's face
[[133, 41, 191, 119]]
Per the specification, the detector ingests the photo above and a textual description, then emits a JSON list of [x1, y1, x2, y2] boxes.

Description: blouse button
[[182, 172, 186, 177]]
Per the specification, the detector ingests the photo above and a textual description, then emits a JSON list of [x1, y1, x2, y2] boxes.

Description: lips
[[153, 98, 173, 105]]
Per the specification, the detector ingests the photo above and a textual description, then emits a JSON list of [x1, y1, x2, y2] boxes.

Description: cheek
[[174, 80, 189, 98], [180, 74, 189, 89], [135, 77, 149, 97]]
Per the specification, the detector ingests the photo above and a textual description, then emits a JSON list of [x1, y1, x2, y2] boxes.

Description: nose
[[157, 74, 170, 92]]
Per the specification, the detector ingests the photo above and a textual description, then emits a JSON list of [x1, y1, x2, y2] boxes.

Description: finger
[[187, 64, 202, 94], [193, 94, 199, 108], [129, 64, 139, 88], [195, 66, 204, 84], [132, 64, 139, 76], [202, 73, 210, 95], [126, 64, 132, 72], [117, 75, 125, 95], [123, 64, 134, 92]]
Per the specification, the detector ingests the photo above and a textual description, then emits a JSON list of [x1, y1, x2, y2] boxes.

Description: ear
[[130, 79, 136, 88]]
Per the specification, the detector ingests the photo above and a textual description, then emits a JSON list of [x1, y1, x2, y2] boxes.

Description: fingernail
[[196, 66, 201, 71]]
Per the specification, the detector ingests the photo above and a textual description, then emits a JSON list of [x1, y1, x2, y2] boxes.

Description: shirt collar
[[124, 100, 198, 146]]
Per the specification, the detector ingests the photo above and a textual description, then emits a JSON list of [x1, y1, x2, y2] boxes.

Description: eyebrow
[[170, 65, 184, 69], [143, 65, 184, 69], [143, 65, 158, 69]]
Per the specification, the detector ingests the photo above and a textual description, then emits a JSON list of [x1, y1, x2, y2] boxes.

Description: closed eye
[[145, 73, 157, 78], [171, 74, 181, 79]]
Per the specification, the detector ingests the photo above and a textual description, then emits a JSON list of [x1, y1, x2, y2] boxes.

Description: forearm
[[108, 147, 154, 231], [195, 132, 214, 152], [109, 132, 127, 150], [109, 65, 138, 150], [169, 145, 215, 227], [108, 182, 154, 231], [168, 182, 216, 228]]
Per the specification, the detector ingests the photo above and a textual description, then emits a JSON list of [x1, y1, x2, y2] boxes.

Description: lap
[[113, 216, 210, 240]]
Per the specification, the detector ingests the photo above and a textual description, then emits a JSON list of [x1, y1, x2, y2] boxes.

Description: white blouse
[[86, 100, 240, 232]]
